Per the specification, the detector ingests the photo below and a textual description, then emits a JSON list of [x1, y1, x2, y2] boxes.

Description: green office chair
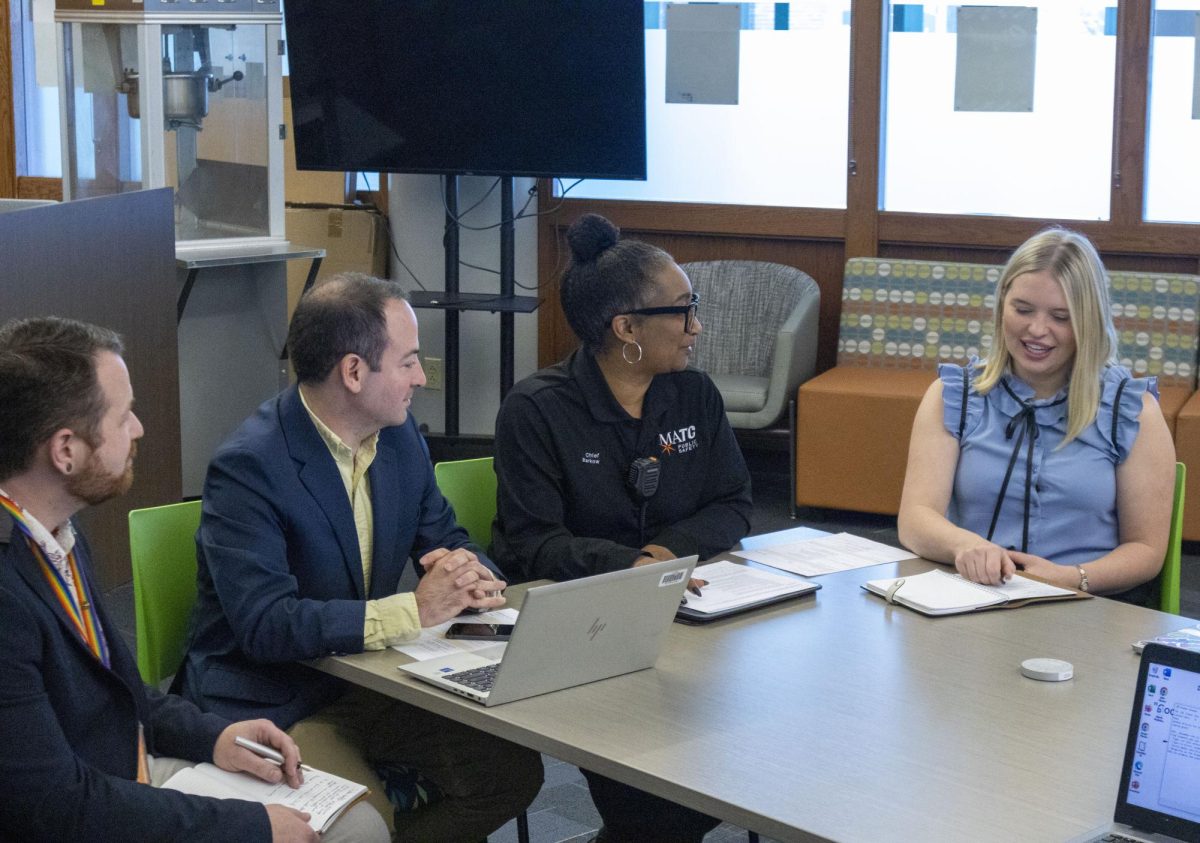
[[129, 500, 203, 686], [433, 456, 532, 843], [128, 498, 527, 840], [434, 456, 497, 549], [1157, 462, 1186, 615]]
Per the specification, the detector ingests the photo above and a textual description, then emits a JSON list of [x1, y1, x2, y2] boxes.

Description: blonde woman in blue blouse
[[898, 228, 1175, 598]]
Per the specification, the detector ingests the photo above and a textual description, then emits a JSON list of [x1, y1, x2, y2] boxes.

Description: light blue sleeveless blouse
[[939, 359, 1155, 568]]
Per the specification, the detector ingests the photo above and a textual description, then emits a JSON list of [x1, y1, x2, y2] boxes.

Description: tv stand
[[408, 176, 540, 437]]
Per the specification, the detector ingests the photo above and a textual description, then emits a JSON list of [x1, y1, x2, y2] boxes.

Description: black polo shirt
[[492, 349, 753, 582]]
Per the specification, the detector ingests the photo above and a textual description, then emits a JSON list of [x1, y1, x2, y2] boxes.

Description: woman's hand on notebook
[[1007, 551, 1070, 588], [954, 541, 1015, 586]]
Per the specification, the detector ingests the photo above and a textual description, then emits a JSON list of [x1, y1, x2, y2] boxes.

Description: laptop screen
[[1113, 643, 1200, 840]]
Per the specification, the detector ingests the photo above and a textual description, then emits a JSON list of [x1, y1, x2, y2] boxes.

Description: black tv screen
[[283, 0, 647, 180]]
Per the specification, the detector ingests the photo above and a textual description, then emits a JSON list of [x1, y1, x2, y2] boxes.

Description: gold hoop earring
[[621, 341, 643, 364]]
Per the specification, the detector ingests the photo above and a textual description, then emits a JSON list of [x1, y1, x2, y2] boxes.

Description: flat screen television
[[283, 0, 647, 180]]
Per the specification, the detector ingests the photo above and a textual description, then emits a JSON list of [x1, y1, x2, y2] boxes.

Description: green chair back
[[1159, 462, 1185, 615], [129, 500, 202, 685], [433, 457, 497, 549]]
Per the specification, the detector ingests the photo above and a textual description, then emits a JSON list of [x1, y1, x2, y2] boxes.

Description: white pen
[[235, 736, 313, 771]]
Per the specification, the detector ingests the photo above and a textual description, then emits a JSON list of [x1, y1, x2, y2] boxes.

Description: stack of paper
[[734, 532, 913, 577], [679, 560, 818, 617]]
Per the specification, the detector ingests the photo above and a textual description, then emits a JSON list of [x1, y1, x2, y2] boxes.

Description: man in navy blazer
[[0, 316, 388, 842], [177, 274, 543, 841]]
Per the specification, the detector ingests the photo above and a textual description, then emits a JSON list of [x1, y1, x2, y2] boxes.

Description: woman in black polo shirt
[[493, 212, 752, 843]]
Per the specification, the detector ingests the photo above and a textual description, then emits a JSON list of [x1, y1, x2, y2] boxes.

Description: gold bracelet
[[1076, 565, 1090, 593]]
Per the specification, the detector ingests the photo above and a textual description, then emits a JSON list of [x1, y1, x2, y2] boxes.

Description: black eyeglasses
[[624, 293, 700, 333]]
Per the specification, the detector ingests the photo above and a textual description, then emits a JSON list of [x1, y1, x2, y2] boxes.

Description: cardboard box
[[285, 204, 389, 316], [283, 83, 348, 205]]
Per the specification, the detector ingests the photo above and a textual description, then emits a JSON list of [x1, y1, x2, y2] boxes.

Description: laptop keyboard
[[446, 663, 499, 692]]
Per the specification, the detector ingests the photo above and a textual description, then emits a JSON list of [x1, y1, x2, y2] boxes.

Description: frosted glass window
[[882, 2, 1115, 220], [1144, 3, 1200, 223], [13, 0, 62, 178], [569, 1, 851, 208]]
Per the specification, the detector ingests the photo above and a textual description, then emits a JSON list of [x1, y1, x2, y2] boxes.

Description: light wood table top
[[312, 547, 1195, 842]]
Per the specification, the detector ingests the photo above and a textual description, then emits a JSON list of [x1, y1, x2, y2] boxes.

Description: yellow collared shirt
[[299, 387, 419, 647]]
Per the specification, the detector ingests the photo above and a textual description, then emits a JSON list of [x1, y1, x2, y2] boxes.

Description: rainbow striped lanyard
[[0, 494, 111, 669]]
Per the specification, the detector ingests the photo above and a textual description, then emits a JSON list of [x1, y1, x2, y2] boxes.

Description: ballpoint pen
[[235, 736, 313, 771]]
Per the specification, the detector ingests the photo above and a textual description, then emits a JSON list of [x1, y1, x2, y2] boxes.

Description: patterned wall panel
[[1108, 271, 1200, 389], [836, 258, 1200, 388], [836, 258, 999, 370]]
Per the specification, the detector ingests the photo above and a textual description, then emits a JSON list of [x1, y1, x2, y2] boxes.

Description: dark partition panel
[[0, 189, 180, 589]]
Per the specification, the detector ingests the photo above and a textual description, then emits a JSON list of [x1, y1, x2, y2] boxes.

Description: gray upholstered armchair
[[680, 260, 820, 429]]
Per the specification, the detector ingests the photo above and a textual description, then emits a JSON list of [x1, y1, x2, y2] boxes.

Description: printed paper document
[[733, 532, 913, 577]]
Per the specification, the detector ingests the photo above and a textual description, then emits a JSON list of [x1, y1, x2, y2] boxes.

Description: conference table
[[311, 529, 1196, 842]]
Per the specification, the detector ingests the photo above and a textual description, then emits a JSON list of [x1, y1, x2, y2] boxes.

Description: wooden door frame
[[1, 0, 16, 197], [2, 0, 63, 200]]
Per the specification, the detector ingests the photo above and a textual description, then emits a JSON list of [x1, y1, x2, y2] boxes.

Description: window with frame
[[569, 0, 852, 208], [881, 1, 1116, 221], [1144, 2, 1200, 223]]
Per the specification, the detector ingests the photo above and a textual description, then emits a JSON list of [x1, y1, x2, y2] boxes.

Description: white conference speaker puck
[[1020, 658, 1074, 682]]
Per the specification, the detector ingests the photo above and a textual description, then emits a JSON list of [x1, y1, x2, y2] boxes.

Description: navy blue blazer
[[0, 513, 267, 841], [179, 385, 490, 728]]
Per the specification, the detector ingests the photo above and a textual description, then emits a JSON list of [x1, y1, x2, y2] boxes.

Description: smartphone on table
[[445, 623, 514, 641]]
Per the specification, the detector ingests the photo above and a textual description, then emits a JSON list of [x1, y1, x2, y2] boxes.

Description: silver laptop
[[1071, 643, 1200, 843], [400, 556, 697, 706]]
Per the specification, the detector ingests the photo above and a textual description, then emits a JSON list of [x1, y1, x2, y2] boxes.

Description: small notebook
[[675, 560, 819, 624], [1132, 625, 1200, 654], [162, 763, 368, 832], [862, 569, 1085, 616]]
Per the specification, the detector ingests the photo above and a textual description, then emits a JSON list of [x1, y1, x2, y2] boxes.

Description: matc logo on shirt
[[658, 425, 697, 455]]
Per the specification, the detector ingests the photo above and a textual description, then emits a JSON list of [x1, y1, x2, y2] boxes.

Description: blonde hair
[[974, 228, 1118, 444]]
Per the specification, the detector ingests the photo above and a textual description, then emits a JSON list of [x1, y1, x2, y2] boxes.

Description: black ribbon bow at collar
[[985, 380, 1067, 553]]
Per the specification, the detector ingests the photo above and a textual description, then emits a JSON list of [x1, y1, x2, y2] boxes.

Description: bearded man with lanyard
[[0, 316, 387, 841]]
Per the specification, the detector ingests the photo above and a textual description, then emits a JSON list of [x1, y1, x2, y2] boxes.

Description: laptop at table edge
[[1067, 642, 1200, 843], [399, 555, 697, 706]]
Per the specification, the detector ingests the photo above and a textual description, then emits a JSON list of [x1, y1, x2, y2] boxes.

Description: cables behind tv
[[437, 176, 585, 291], [353, 173, 585, 294], [438, 176, 583, 232]]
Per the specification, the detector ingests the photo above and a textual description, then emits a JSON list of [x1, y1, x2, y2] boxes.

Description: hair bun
[[566, 213, 619, 263]]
